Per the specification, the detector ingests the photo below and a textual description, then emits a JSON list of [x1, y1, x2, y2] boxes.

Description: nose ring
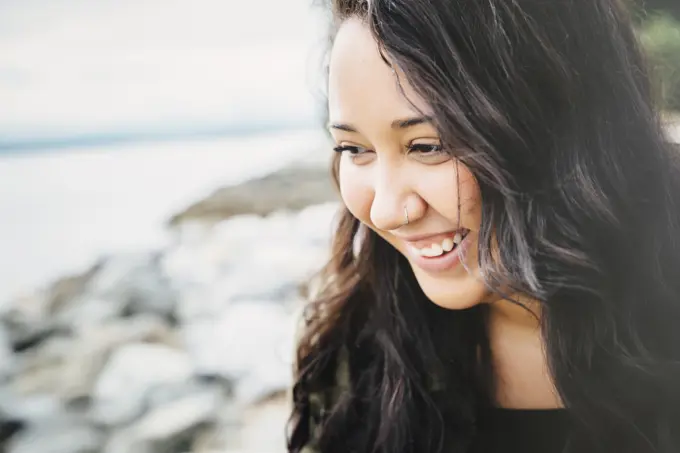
[[403, 205, 410, 226]]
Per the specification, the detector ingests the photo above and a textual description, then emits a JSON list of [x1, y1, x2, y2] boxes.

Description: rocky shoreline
[[0, 157, 340, 453], [168, 163, 337, 227]]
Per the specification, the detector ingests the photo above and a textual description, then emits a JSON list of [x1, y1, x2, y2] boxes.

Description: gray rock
[[0, 325, 16, 380], [181, 302, 295, 405], [165, 203, 337, 322], [162, 214, 266, 290], [0, 292, 64, 352], [238, 393, 290, 453], [84, 253, 177, 320], [53, 297, 125, 331], [91, 343, 193, 427], [103, 388, 222, 453], [6, 416, 103, 453], [0, 266, 99, 350], [144, 379, 224, 409], [0, 155, 341, 453], [60, 315, 177, 403], [189, 399, 243, 452], [7, 315, 176, 406], [167, 163, 337, 226], [102, 427, 154, 453], [11, 335, 73, 396], [135, 388, 220, 444], [0, 389, 63, 425]]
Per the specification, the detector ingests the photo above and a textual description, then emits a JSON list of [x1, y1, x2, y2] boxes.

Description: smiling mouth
[[409, 228, 470, 258]]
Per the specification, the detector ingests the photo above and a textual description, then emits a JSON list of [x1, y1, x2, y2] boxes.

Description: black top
[[470, 408, 571, 453]]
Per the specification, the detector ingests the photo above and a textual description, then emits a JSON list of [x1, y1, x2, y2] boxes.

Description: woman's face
[[328, 18, 489, 310]]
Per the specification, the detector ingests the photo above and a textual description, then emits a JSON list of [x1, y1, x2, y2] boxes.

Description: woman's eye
[[408, 143, 450, 164], [409, 143, 442, 154], [332, 145, 375, 164], [333, 145, 369, 155]]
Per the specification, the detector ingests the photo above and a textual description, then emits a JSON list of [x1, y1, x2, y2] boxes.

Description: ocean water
[[0, 129, 329, 303], [0, 0, 332, 302]]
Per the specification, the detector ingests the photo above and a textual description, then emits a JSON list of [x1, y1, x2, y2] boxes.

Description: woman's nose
[[369, 165, 414, 231]]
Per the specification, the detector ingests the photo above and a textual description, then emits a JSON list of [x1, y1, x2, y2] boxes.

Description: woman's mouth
[[404, 228, 471, 273], [410, 229, 470, 257]]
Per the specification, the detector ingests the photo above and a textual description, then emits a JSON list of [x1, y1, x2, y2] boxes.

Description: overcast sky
[[0, 0, 329, 144]]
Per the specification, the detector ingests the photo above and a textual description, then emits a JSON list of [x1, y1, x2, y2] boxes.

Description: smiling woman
[[326, 23, 487, 310], [288, 0, 680, 452]]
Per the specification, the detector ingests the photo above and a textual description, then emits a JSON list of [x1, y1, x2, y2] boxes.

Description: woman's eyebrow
[[327, 115, 433, 133], [327, 122, 357, 133], [390, 116, 433, 129]]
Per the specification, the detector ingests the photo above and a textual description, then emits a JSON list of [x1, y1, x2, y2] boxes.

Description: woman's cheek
[[339, 164, 374, 223], [423, 163, 481, 225]]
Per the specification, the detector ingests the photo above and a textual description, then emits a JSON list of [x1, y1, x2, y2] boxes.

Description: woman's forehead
[[328, 19, 432, 130]]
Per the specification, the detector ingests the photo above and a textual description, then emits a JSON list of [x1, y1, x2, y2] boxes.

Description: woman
[[288, 0, 680, 452]]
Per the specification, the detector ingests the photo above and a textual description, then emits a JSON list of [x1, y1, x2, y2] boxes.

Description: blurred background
[[0, 1, 678, 453]]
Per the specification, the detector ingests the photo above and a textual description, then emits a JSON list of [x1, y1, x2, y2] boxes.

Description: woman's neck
[[486, 297, 563, 410]]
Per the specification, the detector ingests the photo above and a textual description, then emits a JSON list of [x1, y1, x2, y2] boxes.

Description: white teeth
[[417, 244, 441, 257], [414, 233, 465, 257], [429, 243, 443, 256], [442, 237, 454, 252], [410, 231, 469, 258]]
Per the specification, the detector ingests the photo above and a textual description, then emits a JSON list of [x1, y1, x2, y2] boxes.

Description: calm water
[[0, 129, 328, 303], [0, 0, 331, 301]]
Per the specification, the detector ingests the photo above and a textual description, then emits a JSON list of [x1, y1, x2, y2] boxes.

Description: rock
[[167, 163, 337, 226], [60, 315, 177, 403], [165, 203, 338, 321], [53, 297, 125, 330], [0, 154, 341, 453], [0, 417, 23, 446], [162, 214, 268, 290], [292, 202, 341, 246], [15, 252, 177, 337], [134, 388, 221, 444], [6, 416, 103, 453], [0, 291, 65, 352], [91, 343, 193, 427], [45, 267, 102, 317], [11, 335, 73, 396], [188, 393, 289, 453], [0, 266, 99, 351], [238, 393, 290, 453], [102, 427, 154, 453], [83, 252, 177, 321], [103, 386, 224, 453], [189, 399, 243, 452], [7, 315, 176, 407], [0, 389, 62, 426], [181, 302, 295, 405], [0, 325, 16, 380], [144, 378, 225, 408]]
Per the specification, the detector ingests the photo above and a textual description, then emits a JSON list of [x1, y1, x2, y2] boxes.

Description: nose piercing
[[403, 205, 410, 226]]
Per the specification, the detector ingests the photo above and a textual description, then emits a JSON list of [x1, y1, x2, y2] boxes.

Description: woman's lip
[[405, 232, 472, 274], [401, 229, 468, 249]]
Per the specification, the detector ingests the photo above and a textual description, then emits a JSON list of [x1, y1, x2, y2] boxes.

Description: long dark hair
[[288, 0, 680, 452]]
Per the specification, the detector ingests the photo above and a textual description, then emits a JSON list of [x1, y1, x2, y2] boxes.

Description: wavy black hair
[[288, 0, 680, 452]]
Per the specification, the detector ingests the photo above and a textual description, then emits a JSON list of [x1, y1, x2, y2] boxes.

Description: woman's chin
[[411, 267, 489, 311]]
